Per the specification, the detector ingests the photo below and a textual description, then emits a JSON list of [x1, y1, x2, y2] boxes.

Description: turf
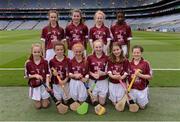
[[0, 30, 180, 86], [1, 70, 180, 87], [0, 30, 180, 121], [0, 87, 180, 121]]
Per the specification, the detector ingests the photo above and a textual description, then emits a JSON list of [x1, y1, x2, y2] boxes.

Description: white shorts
[[129, 87, 149, 107], [52, 83, 70, 101], [88, 79, 108, 98], [103, 46, 108, 55], [108, 82, 125, 103], [68, 50, 87, 59], [121, 45, 127, 56], [46, 49, 55, 62], [29, 85, 50, 101], [69, 79, 88, 102]]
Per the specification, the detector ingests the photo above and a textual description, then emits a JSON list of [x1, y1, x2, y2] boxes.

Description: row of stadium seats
[[0, 0, 161, 9], [0, 14, 179, 32]]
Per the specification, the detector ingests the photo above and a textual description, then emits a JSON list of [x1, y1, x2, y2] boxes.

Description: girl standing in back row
[[89, 10, 111, 55], [110, 10, 132, 58], [41, 10, 64, 62], [65, 9, 88, 59]]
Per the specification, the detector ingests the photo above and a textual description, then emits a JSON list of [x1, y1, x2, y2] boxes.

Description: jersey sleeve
[[127, 25, 132, 40], [65, 26, 70, 39], [145, 61, 153, 76], [107, 60, 112, 74], [41, 28, 46, 42], [89, 28, 93, 40], [84, 25, 89, 39], [24, 61, 30, 79], [59, 28, 65, 40], [45, 60, 50, 76]]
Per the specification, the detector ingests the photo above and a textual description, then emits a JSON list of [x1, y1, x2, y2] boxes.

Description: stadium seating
[[0, 0, 179, 32]]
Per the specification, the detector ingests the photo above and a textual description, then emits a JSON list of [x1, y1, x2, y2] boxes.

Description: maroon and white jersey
[[110, 22, 132, 45], [69, 58, 88, 79], [24, 56, 50, 88], [41, 25, 64, 50], [65, 22, 88, 50], [87, 53, 108, 80], [49, 56, 70, 84], [107, 59, 129, 84], [128, 58, 152, 90], [89, 24, 111, 45]]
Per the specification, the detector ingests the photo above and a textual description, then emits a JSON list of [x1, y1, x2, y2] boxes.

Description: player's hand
[[99, 70, 105, 76], [52, 68, 58, 76], [93, 73, 100, 80], [35, 74, 43, 80], [114, 74, 121, 80], [134, 69, 142, 77], [75, 73, 83, 79], [81, 77, 88, 83], [131, 74, 135, 79]]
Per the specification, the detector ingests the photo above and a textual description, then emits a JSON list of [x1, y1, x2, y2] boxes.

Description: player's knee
[[99, 96, 106, 105], [139, 104, 146, 109], [42, 99, 50, 108], [34, 101, 41, 109]]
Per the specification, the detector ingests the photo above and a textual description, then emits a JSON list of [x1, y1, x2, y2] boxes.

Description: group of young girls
[[24, 9, 152, 114]]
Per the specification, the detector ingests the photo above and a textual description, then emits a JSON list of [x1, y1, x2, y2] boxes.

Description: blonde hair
[[94, 10, 106, 20], [31, 43, 43, 56], [93, 39, 104, 48]]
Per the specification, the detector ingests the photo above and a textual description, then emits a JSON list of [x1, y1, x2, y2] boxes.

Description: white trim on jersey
[[41, 38, 45, 42], [127, 37, 133, 40]]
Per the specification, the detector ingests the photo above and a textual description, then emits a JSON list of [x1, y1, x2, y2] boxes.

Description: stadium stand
[[0, 0, 179, 32]]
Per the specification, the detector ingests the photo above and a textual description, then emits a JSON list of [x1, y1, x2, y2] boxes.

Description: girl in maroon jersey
[[68, 43, 88, 105], [110, 10, 132, 58], [107, 42, 129, 111], [128, 45, 152, 109], [89, 10, 111, 55], [41, 10, 64, 62], [65, 9, 88, 59], [49, 42, 70, 104], [24, 43, 50, 109], [87, 40, 108, 107]]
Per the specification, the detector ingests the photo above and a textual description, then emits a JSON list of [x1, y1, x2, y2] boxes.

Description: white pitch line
[[0, 68, 24, 71], [153, 69, 180, 71], [0, 68, 180, 71]]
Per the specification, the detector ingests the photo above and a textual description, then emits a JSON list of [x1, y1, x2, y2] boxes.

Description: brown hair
[[132, 45, 144, 52], [109, 42, 125, 63], [53, 41, 66, 54], [71, 9, 84, 24], [48, 10, 60, 32]]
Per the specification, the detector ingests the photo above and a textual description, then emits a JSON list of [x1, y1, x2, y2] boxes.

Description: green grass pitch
[[0, 30, 180, 121]]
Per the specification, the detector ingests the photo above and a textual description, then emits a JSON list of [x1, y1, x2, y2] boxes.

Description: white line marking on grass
[[153, 69, 180, 71], [0, 68, 24, 70], [0, 68, 180, 71]]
